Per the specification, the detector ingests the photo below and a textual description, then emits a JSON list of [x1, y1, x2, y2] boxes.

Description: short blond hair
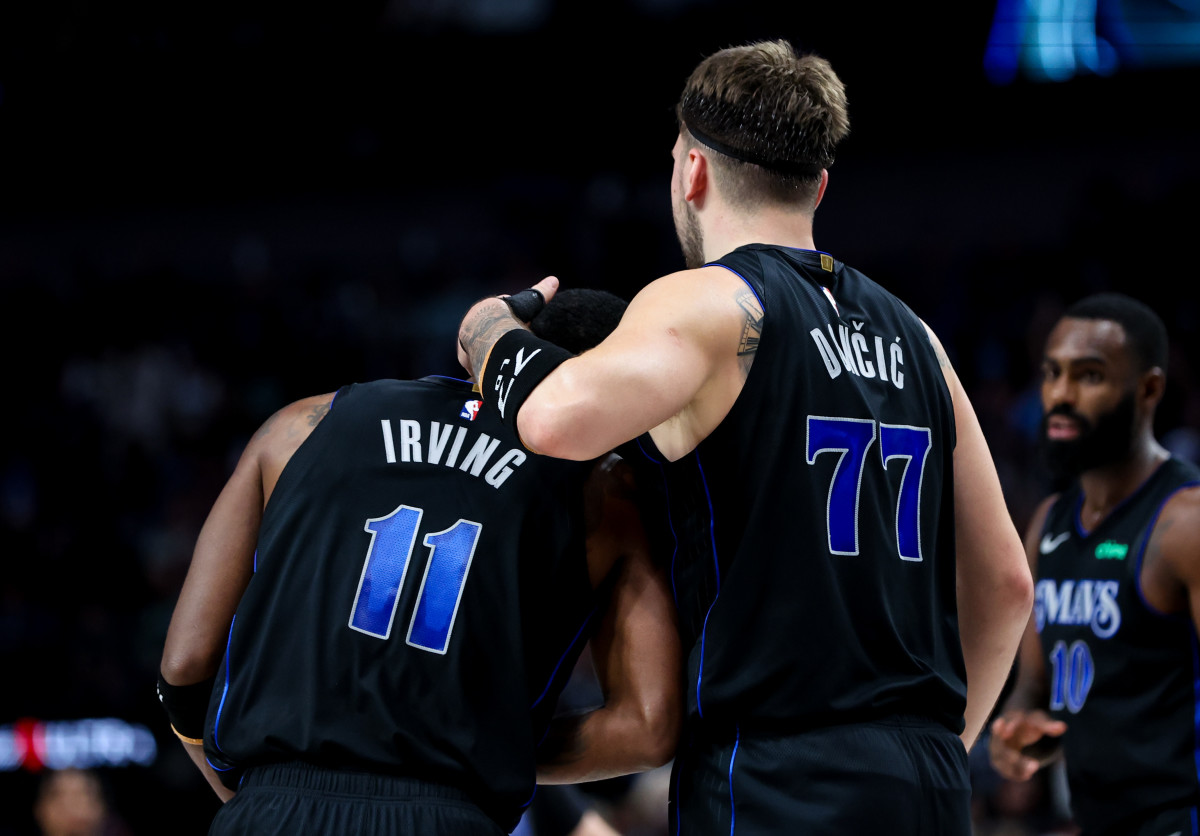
[[677, 40, 850, 208]]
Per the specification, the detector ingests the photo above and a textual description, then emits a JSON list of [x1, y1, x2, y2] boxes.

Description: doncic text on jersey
[[379, 416, 526, 489], [810, 319, 906, 388]]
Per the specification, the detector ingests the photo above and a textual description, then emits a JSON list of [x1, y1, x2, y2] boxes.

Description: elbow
[[1004, 554, 1036, 622], [1015, 556, 1035, 611], [518, 403, 599, 461], [634, 696, 682, 769], [160, 646, 222, 686], [517, 405, 565, 458], [645, 725, 679, 770]]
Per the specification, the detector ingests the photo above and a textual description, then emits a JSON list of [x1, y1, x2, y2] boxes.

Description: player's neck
[[1078, 438, 1170, 525], [703, 208, 816, 262]]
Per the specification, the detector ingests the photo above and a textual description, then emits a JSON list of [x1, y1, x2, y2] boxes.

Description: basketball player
[[158, 289, 682, 835], [988, 292, 1200, 836], [456, 39, 1034, 835]]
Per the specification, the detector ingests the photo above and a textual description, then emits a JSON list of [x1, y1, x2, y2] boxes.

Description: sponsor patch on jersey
[[1094, 540, 1128, 560], [460, 399, 482, 421]]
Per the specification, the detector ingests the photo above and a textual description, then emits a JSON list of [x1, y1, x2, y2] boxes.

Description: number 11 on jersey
[[348, 504, 482, 654]]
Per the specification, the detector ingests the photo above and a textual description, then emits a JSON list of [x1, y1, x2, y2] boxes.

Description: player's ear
[[683, 148, 708, 203], [1139, 366, 1166, 409], [813, 169, 830, 209]]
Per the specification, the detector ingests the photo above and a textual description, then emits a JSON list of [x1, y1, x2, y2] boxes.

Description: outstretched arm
[[925, 325, 1034, 751], [459, 269, 753, 463], [536, 456, 682, 783]]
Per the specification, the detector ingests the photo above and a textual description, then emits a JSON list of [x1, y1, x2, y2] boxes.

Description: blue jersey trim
[[634, 435, 662, 465], [424, 374, 475, 385], [634, 436, 682, 606], [1192, 627, 1200, 800], [696, 454, 720, 588], [1072, 465, 1186, 538], [204, 756, 233, 772], [728, 727, 741, 836], [673, 757, 683, 836], [1135, 481, 1200, 618], [697, 604, 716, 720], [693, 450, 722, 720], [531, 607, 597, 709], [1071, 492, 1088, 538], [709, 263, 765, 313], [211, 614, 237, 756]]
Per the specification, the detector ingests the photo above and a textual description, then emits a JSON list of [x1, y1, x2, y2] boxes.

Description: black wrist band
[[156, 672, 216, 741], [483, 330, 572, 433], [503, 288, 547, 322]]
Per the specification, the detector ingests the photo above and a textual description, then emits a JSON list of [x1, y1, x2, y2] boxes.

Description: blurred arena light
[[0, 718, 158, 773], [984, 0, 1200, 83]]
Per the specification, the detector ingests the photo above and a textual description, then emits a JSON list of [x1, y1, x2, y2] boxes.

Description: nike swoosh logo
[[1040, 532, 1070, 554]]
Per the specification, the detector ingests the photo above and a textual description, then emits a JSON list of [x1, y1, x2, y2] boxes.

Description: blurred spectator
[[31, 769, 131, 836]]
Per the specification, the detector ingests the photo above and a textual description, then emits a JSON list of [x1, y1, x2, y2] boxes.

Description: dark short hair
[[531, 288, 628, 355], [1062, 292, 1168, 375]]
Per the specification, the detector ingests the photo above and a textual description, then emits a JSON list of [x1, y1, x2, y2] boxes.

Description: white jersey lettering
[[384, 417, 526, 490]]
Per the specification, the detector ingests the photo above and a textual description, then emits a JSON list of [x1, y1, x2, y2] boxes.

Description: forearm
[[517, 359, 680, 460], [536, 703, 672, 784], [459, 297, 526, 381], [179, 738, 235, 802], [957, 591, 1029, 749]]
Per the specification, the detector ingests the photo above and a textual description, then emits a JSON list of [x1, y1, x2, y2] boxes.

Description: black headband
[[683, 120, 823, 179]]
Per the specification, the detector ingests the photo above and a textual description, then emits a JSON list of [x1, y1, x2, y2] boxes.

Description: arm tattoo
[[931, 339, 951, 370], [252, 412, 280, 442], [305, 402, 330, 428], [459, 299, 524, 379], [736, 290, 764, 356]]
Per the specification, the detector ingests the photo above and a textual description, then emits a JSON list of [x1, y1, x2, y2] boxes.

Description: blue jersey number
[[1048, 639, 1094, 714], [348, 504, 482, 654], [806, 416, 932, 561]]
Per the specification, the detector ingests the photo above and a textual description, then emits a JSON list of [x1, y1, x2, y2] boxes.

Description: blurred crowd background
[[3, 0, 1199, 833]]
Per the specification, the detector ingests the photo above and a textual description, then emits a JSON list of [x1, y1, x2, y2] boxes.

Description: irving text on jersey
[[380, 419, 527, 489]]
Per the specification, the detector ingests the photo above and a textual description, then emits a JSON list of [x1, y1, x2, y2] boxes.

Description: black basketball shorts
[[669, 715, 971, 836], [208, 762, 508, 836]]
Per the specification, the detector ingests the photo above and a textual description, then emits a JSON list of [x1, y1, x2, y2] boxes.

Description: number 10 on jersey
[[348, 505, 482, 654]]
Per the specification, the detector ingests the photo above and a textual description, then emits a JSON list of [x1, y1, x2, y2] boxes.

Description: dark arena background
[[2, 1, 1199, 833]]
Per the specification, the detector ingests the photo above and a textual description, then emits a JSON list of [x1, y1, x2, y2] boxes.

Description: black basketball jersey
[[203, 376, 598, 831], [1035, 456, 1200, 833], [625, 244, 964, 735]]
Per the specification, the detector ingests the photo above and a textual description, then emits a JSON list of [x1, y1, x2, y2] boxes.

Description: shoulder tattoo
[[930, 338, 951, 370], [306, 401, 331, 428], [735, 290, 764, 357], [253, 411, 281, 441]]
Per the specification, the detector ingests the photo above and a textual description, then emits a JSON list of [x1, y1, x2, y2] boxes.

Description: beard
[[1039, 391, 1137, 481], [674, 200, 705, 269]]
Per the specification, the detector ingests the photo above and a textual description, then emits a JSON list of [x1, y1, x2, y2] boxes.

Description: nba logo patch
[[461, 399, 482, 421]]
